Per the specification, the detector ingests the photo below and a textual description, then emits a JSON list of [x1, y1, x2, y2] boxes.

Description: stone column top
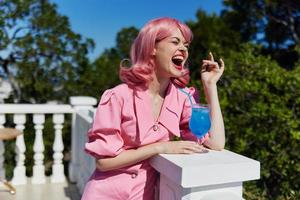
[[150, 149, 260, 188], [69, 96, 97, 106]]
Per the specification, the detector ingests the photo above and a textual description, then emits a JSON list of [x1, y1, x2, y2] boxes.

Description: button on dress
[[81, 83, 209, 200]]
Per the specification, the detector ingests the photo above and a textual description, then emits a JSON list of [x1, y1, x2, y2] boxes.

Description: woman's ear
[[152, 48, 156, 56]]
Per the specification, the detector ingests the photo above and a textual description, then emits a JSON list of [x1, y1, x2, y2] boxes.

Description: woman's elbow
[[205, 138, 225, 151], [95, 159, 110, 172], [211, 142, 225, 151]]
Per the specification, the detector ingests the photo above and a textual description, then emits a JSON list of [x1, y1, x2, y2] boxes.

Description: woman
[[82, 17, 225, 200]]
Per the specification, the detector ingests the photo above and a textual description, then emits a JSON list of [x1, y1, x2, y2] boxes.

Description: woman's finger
[[186, 143, 203, 150], [184, 144, 207, 153], [202, 60, 218, 64], [220, 58, 225, 69], [219, 59, 225, 74], [202, 60, 219, 67], [182, 149, 194, 154], [202, 61, 220, 72], [209, 52, 214, 62]]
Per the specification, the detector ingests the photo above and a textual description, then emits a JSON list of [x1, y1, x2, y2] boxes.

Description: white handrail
[[0, 104, 73, 114], [0, 96, 97, 186]]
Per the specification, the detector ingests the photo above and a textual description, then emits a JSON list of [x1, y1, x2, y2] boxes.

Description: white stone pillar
[[0, 114, 5, 179], [31, 114, 46, 184], [69, 96, 97, 183], [11, 114, 27, 185], [51, 114, 66, 183], [150, 150, 260, 200]]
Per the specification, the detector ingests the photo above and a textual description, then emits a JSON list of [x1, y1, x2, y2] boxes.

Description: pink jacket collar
[[133, 83, 181, 140]]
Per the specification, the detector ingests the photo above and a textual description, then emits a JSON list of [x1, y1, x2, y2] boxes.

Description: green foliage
[[116, 27, 139, 58], [222, 0, 300, 69], [76, 48, 122, 98], [187, 9, 241, 79], [77, 27, 139, 98], [0, 0, 94, 103], [208, 44, 299, 199]]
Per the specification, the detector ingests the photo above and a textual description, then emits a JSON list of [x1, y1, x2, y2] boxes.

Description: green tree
[[0, 0, 94, 103], [210, 44, 300, 199], [188, 11, 300, 194], [186, 9, 241, 79], [77, 27, 138, 97], [116, 26, 139, 58], [222, 0, 300, 69]]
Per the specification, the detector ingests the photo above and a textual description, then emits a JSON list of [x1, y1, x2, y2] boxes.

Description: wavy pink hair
[[119, 17, 193, 88]]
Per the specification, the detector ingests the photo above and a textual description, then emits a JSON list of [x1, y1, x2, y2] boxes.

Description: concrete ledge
[[150, 149, 260, 199]]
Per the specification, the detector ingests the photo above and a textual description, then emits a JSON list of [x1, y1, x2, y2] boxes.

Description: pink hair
[[119, 17, 193, 88]]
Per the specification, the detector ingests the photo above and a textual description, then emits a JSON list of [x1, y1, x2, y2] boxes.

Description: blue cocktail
[[189, 104, 211, 138]]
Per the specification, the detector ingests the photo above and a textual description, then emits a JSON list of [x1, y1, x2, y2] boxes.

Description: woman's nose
[[179, 44, 188, 52]]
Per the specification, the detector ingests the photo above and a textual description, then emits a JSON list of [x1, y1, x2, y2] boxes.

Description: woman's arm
[[96, 140, 205, 172], [202, 83, 225, 150], [201, 52, 225, 150]]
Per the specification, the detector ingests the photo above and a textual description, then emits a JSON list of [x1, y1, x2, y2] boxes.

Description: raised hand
[[201, 52, 224, 86]]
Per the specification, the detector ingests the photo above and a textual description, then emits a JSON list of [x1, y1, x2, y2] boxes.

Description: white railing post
[[150, 150, 260, 200], [0, 114, 5, 179], [31, 114, 46, 184], [69, 96, 97, 183], [11, 114, 27, 185], [51, 114, 66, 183]]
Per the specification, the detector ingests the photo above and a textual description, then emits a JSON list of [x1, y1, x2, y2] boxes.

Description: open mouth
[[172, 56, 184, 70]]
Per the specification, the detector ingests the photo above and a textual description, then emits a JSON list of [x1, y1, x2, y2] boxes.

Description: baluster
[[51, 114, 66, 183], [11, 114, 27, 185], [0, 114, 5, 179], [69, 96, 97, 183], [32, 114, 46, 184]]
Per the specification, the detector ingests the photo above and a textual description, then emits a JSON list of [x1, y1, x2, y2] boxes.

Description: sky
[[51, 0, 224, 61]]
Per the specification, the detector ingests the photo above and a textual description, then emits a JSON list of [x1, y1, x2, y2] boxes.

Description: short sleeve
[[179, 87, 209, 144], [85, 89, 125, 158]]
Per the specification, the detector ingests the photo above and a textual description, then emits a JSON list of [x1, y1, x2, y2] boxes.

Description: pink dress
[[81, 83, 209, 200]]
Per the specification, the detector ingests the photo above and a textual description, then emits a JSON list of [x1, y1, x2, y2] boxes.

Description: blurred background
[[0, 0, 299, 199]]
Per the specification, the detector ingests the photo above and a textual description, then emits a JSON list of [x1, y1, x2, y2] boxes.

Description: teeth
[[173, 56, 184, 60]]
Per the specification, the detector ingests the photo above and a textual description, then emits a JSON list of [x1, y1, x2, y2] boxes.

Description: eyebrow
[[170, 36, 189, 44], [171, 37, 180, 41]]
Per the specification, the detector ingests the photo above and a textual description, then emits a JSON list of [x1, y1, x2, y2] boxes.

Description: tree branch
[[10, 26, 31, 41], [0, 54, 22, 102], [287, 7, 299, 44]]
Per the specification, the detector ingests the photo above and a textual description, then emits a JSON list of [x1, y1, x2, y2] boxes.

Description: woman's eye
[[172, 40, 179, 45]]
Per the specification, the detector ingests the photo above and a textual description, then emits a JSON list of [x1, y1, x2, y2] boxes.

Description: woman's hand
[[201, 52, 224, 86], [156, 140, 208, 154], [0, 128, 22, 140]]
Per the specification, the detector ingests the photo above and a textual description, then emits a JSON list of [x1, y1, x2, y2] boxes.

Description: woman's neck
[[148, 76, 170, 98]]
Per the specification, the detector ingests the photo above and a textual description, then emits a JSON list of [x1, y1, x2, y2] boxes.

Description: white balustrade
[[0, 103, 73, 186], [11, 114, 27, 185], [32, 114, 46, 184], [0, 114, 5, 179], [51, 114, 65, 183]]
